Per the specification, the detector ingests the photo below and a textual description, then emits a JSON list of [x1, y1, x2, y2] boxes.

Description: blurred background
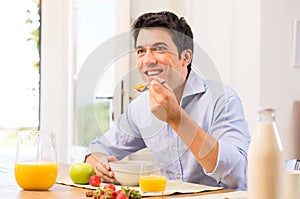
[[0, 0, 300, 166]]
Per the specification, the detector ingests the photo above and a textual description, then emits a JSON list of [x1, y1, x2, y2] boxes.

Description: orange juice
[[15, 161, 58, 190], [139, 176, 167, 192]]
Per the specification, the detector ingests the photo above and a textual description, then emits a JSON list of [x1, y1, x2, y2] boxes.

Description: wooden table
[[0, 163, 233, 199]]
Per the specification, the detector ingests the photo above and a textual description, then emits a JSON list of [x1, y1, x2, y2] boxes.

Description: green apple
[[69, 162, 94, 184]]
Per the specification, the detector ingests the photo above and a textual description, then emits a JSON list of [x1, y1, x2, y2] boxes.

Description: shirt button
[[177, 174, 181, 179], [172, 146, 176, 151]]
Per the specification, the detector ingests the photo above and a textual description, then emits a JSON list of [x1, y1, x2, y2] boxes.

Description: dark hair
[[131, 11, 194, 76]]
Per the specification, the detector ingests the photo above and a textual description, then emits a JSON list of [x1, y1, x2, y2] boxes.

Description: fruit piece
[[103, 184, 116, 192], [89, 186, 142, 199], [103, 186, 117, 199], [119, 187, 141, 199], [93, 188, 102, 199], [69, 162, 94, 184], [121, 186, 130, 197], [85, 190, 94, 197], [116, 193, 128, 199], [89, 175, 101, 187], [129, 189, 141, 199]]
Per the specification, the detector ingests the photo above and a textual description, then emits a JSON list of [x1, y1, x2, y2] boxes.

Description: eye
[[152, 46, 168, 53], [136, 48, 146, 55]]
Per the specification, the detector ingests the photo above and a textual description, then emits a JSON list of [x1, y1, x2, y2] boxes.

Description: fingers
[[107, 155, 118, 162], [93, 155, 117, 183], [149, 79, 173, 106], [151, 75, 164, 83], [149, 78, 181, 123], [150, 78, 171, 92], [149, 81, 171, 122], [95, 162, 115, 183]]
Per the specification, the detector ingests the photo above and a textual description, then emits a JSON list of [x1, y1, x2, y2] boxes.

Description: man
[[85, 11, 250, 190]]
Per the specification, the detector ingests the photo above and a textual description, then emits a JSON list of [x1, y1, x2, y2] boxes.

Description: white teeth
[[147, 70, 161, 76]]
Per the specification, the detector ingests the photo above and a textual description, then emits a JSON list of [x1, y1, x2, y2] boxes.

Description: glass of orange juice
[[14, 131, 58, 190], [139, 164, 167, 195]]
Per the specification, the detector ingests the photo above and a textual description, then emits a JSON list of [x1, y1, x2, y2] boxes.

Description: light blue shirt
[[88, 69, 251, 190]]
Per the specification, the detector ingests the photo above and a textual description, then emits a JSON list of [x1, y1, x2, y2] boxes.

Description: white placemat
[[56, 176, 223, 196], [169, 190, 248, 199]]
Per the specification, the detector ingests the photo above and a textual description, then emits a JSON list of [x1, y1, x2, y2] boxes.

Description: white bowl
[[110, 160, 154, 186]]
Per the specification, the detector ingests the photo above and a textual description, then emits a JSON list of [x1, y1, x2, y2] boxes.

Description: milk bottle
[[248, 108, 284, 199]]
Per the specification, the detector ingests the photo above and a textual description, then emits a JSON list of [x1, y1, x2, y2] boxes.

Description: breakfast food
[[132, 84, 147, 92], [69, 162, 94, 184], [15, 161, 58, 190], [85, 184, 142, 199], [89, 175, 101, 187], [139, 175, 166, 192]]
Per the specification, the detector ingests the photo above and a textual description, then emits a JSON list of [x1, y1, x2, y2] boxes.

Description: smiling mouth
[[144, 69, 163, 76]]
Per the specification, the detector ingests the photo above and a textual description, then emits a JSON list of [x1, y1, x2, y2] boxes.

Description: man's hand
[[148, 79, 181, 124], [85, 152, 118, 183]]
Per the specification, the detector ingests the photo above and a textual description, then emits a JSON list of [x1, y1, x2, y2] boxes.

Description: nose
[[143, 49, 157, 66]]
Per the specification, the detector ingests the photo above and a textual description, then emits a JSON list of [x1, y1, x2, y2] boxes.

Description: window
[[71, 0, 131, 162], [73, 0, 116, 146], [40, 0, 130, 163], [0, 0, 40, 166]]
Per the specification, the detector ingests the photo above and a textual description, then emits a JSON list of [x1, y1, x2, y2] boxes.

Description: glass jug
[[14, 131, 58, 190]]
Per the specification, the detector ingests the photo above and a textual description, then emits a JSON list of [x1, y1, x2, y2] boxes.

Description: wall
[[188, 0, 261, 136], [261, 0, 300, 159], [190, 0, 300, 159], [129, 0, 300, 160], [230, 0, 261, 135], [41, 0, 73, 163]]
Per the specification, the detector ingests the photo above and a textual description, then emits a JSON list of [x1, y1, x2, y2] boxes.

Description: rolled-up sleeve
[[204, 90, 250, 190], [87, 107, 147, 160]]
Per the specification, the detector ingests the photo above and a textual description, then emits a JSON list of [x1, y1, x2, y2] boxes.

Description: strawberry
[[93, 188, 102, 199], [129, 189, 141, 199], [85, 190, 94, 197], [115, 190, 122, 195], [88, 185, 141, 199], [117, 187, 141, 199], [120, 186, 130, 197], [103, 184, 116, 192], [102, 186, 116, 199], [89, 175, 101, 187], [116, 193, 128, 199]]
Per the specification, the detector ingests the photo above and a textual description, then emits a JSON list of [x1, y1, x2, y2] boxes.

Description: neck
[[173, 81, 186, 102]]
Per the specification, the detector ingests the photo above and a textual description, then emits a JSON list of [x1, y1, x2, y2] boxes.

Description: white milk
[[248, 109, 284, 199], [284, 171, 300, 199]]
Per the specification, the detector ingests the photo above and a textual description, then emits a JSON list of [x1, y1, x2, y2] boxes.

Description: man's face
[[135, 28, 188, 89]]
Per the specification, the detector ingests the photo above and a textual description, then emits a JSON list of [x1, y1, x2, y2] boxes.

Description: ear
[[181, 49, 192, 67]]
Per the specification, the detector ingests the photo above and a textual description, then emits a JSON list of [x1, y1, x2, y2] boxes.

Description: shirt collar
[[181, 69, 207, 99]]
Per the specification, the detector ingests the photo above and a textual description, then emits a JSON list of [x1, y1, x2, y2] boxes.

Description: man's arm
[[149, 80, 249, 189], [169, 109, 219, 173], [85, 108, 147, 182], [149, 80, 218, 172]]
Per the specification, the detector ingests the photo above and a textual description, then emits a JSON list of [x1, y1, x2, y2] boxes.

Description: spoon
[[132, 80, 167, 92], [130, 80, 167, 101]]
